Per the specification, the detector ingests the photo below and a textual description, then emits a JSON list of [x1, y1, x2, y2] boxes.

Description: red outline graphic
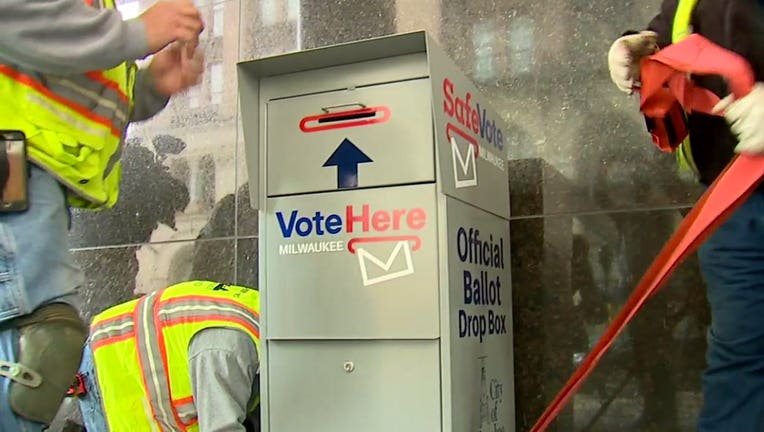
[[446, 123, 480, 157], [347, 235, 422, 254], [299, 106, 391, 133]]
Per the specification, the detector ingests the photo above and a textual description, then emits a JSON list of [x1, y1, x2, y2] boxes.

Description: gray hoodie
[[0, 0, 169, 122]]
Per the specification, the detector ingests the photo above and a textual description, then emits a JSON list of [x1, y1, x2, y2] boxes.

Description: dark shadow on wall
[[72, 137, 190, 322], [70, 136, 190, 248], [187, 182, 258, 286], [510, 107, 711, 432], [571, 109, 710, 432]]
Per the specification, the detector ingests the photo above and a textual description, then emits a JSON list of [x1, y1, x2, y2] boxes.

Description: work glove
[[712, 83, 764, 154], [607, 31, 660, 94]]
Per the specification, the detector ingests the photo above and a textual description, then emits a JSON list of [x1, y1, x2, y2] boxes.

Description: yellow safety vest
[[0, 0, 137, 209], [89, 281, 261, 432], [672, 0, 701, 177]]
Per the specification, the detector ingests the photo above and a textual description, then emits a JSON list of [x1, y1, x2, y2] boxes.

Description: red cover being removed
[[531, 34, 764, 432]]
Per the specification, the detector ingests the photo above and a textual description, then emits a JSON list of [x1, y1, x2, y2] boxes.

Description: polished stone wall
[[54, 0, 711, 430]]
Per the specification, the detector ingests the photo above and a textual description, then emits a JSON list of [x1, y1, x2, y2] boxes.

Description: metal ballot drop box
[[238, 30, 515, 432]]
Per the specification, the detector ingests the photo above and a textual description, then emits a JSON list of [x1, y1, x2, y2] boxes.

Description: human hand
[[607, 31, 659, 94], [148, 43, 204, 97], [712, 83, 764, 154], [139, 0, 204, 56]]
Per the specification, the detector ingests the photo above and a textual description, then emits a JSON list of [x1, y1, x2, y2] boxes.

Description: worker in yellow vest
[[0, 1, 205, 430], [72, 281, 261, 432], [608, 0, 764, 430]]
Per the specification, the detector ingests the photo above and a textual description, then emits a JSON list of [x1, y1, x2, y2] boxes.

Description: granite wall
[[54, 0, 711, 431]]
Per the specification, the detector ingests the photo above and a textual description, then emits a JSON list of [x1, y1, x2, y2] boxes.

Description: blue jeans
[[0, 165, 83, 431], [77, 342, 108, 432], [697, 187, 764, 431]]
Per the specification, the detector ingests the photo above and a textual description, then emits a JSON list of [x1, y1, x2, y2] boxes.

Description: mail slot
[[267, 339, 442, 432], [264, 183, 439, 339], [266, 78, 435, 197]]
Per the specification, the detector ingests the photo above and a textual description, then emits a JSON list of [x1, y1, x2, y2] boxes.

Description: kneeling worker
[[73, 280, 261, 432]]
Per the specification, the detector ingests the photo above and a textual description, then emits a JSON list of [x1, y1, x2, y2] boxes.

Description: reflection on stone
[[73, 246, 141, 323], [236, 237, 260, 289], [511, 208, 709, 431], [69, 137, 190, 248]]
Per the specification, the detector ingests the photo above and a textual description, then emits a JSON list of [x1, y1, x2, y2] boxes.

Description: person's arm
[[0, 0, 149, 75], [706, 0, 764, 155], [646, 0, 679, 47], [130, 68, 171, 122], [188, 328, 259, 432]]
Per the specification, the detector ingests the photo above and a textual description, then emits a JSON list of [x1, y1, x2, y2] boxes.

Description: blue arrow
[[322, 138, 373, 189]]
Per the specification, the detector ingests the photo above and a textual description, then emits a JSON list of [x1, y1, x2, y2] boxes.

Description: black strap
[[0, 141, 9, 196]]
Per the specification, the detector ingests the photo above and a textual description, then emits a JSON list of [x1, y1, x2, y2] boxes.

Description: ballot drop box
[[238, 31, 515, 432]]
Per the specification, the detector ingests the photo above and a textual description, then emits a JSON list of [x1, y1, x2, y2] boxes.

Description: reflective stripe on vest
[[0, 65, 130, 137], [671, 0, 701, 177], [0, 0, 136, 209], [90, 282, 261, 432]]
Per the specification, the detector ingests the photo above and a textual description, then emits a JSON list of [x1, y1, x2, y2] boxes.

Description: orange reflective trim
[[0, 64, 121, 137], [162, 315, 261, 340], [85, 71, 129, 103], [173, 397, 198, 426], [92, 311, 132, 330], [133, 297, 168, 432], [158, 295, 260, 320], [153, 293, 190, 432], [174, 396, 194, 405], [91, 332, 134, 351]]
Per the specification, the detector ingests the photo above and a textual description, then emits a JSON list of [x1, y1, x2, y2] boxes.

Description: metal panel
[[267, 339, 441, 432], [444, 197, 515, 432], [425, 38, 511, 219], [266, 79, 435, 196], [259, 53, 429, 102], [239, 48, 429, 212], [237, 30, 427, 79], [264, 184, 440, 339], [237, 62, 263, 210]]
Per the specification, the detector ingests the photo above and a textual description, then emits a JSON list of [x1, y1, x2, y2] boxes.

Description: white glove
[[712, 83, 764, 155], [607, 31, 659, 94]]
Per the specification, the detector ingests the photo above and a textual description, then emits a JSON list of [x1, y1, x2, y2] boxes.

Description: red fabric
[[531, 34, 764, 432]]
